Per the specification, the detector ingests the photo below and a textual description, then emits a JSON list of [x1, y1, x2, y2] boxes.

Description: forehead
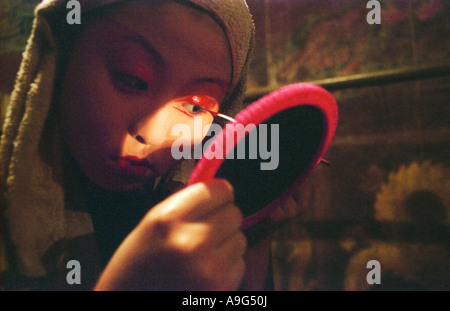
[[92, 1, 232, 84]]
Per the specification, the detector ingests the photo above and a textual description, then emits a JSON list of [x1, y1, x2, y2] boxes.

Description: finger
[[202, 203, 244, 245], [209, 231, 247, 267], [152, 178, 234, 221], [221, 232, 247, 265], [167, 205, 243, 252]]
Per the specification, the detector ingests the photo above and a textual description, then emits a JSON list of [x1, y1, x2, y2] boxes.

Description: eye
[[114, 71, 149, 91], [182, 103, 207, 115]]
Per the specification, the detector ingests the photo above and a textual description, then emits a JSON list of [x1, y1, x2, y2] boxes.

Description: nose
[[130, 106, 173, 147], [134, 134, 149, 145]]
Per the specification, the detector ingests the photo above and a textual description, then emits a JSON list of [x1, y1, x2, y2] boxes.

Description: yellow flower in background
[[374, 161, 450, 224], [344, 161, 450, 290]]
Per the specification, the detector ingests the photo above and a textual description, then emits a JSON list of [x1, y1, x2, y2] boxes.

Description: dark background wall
[[244, 0, 449, 290]]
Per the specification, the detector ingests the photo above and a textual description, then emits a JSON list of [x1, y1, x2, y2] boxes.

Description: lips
[[112, 155, 155, 178]]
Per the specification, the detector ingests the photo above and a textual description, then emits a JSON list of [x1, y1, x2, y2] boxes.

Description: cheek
[[59, 53, 132, 160]]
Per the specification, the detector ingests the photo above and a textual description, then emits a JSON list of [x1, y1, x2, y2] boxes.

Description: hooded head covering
[[0, 0, 254, 284]]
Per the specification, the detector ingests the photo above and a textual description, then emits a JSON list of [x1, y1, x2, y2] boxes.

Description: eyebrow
[[108, 20, 166, 67], [107, 20, 229, 93], [194, 77, 229, 93]]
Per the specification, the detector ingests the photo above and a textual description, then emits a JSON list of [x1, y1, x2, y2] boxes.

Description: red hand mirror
[[188, 83, 338, 229]]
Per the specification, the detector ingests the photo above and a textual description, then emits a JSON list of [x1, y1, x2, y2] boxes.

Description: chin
[[100, 179, 152, 192], [88, 170, 153, 192]]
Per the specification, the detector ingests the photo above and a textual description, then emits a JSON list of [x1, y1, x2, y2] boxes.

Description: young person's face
[[60, 1, 232, 191]]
